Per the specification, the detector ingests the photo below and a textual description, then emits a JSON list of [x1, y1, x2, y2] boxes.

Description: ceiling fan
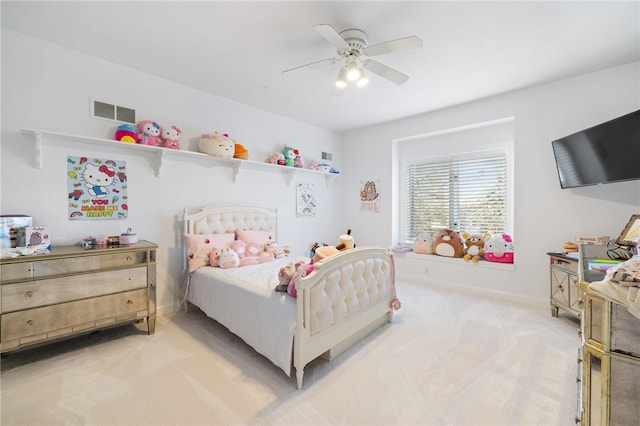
[[283, 24, 423, 91]]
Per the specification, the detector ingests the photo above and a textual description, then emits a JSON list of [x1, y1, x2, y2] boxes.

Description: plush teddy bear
[[462, 233, 486, 262], [413, 232, 434, 254], [217, 247, 240, 269], [484, 234, 514, 263], [137, 120, 163, 146], [161, 124, 182, 150], [432, 229, 465, 257]]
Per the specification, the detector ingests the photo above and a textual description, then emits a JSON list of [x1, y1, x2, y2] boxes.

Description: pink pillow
[[184, 233, 234, 272], [236, 228, 272, 246]]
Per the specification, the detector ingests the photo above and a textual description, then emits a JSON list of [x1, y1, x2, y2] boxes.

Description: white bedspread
[[188, 256, 306, 376]]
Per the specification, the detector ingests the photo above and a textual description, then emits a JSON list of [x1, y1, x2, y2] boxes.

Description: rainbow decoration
[[114, 124, 138, 143]]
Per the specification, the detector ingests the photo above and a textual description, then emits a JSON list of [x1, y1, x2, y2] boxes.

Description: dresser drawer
[[0, 251, 149, 281], [0, 288, 148, 342], [1, 266, 148, 313]]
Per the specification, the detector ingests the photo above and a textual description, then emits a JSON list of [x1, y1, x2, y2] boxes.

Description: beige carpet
[[1, 280, 580, 425]]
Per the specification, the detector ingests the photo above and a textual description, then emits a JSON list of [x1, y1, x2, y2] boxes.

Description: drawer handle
[[26, 320, 34, 327], [127, 299, 133, 305], [25, 291, 33, 298], [126, 256, 133, 262]]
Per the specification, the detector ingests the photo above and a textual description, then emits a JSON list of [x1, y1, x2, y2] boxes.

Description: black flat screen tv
[[551, 109, 640, 189]]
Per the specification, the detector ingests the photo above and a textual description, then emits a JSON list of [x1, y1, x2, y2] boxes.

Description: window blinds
[[405, 153, 507, 240]]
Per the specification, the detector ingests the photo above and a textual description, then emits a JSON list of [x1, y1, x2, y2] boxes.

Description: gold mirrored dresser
[[578, 281, 640, 425], [0, 241, 157, 353]]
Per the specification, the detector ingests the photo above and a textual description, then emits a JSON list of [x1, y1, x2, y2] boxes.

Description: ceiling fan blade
[[313, 24, 349, 50], [363, 59, 410, 85], [364, 36, 423, 57], [282, 57, 338, 74]]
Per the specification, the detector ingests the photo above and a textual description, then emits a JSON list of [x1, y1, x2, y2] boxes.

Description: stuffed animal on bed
[[432, 229, 465, 257], [218, 247, 240, 269], [462, 233, 486, 262]]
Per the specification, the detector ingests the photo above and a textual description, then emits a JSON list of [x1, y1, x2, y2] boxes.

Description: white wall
[[341, 61, 640, 303], [1, 29, 344, 313]]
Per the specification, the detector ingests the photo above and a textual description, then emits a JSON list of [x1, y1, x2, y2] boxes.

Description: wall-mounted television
[[551, 109, 640, 189]]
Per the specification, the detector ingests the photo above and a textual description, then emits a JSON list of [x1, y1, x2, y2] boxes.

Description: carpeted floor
[[1, 280, 580, 425]]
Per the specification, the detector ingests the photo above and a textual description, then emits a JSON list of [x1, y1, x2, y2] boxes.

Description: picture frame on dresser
[[616, 214, 640, 247]]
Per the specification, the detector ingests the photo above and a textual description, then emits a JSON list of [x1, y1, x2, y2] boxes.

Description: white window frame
[[394, 118, 515, 244]]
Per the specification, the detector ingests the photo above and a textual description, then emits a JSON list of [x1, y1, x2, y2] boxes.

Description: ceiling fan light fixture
[[335, 68, 348, 89], [345, 58, 362, 82], [356, 72, 369, 88]]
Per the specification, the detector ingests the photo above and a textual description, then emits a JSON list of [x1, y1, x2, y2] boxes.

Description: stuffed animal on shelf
[[161, 125, 182, 150], [432, 229, 465, 258], [283, 146, 297, 167], [484, 234, 514, 263], [217, 247, 240, 269], [114, 124, 138, 143], [462, 233, 486, 262], [199, 131, 234, 157], [265, 151, 285, 165], [413, 233, 434, 254], [137, 120, 163, 146], [234, 142, 248, 160]]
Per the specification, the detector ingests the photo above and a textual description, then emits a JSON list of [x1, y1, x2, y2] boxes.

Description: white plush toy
[[217, 247, 239, 269]]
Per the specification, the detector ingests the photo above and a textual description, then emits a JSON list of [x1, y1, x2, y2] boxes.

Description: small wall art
[[296, 182, 316, 217], [360, 179, 380, 213], [67, 156, 128, 220]]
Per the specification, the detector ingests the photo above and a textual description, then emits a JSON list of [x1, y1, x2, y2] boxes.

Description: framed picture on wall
[[296, 183, 316, 217], [616, 214, 640, 247], [360, 179, 380, 213]]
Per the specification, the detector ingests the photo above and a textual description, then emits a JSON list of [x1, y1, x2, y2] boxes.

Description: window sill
[[394, 251, 516, 271]]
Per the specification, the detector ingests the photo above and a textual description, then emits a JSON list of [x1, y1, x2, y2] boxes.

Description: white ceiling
[[2, 1, 639, 133]]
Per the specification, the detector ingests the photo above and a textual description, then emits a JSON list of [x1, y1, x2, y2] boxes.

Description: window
[[404, 153, 507, 241], [396, 118, 514, 243]]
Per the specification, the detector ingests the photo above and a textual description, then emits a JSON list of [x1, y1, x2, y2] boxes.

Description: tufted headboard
[[183, 204, 277, 237]]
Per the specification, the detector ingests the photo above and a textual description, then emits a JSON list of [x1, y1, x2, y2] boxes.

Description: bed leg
[[296, 368, 304, 390]]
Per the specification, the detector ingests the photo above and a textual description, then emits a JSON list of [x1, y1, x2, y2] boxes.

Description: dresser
[[0, 241, 157, 353], [578, 281, 640, 425], [548, 252, 580, 318]]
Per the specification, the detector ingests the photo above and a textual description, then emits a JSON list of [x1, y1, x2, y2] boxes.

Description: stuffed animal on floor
[[432, 229, 465, 258], [484, 234, 514, 263], [462, 233, 486, 262]]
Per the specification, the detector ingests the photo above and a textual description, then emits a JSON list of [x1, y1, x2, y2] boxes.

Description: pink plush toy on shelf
[[161, 124, 182, 150], [137, 120, 163, 146]]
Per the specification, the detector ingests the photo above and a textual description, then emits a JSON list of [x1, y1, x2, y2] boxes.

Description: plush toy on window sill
[[462, 233, 486, 262], [484, 233, 514, 263], [137, 120, 163, 146], [161, 124, 182, 150], [413, 233, 434, 254], [432, 229, 465, 258]]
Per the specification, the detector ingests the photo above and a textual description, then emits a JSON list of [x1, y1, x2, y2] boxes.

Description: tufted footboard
[[293, 247, 395, 389]]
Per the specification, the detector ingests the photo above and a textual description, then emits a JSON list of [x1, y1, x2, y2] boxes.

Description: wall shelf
[[21, 128, 338, 185]]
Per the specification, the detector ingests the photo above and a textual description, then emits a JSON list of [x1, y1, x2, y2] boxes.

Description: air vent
[[321, 151, 333, 161], [91, 99, 135, 124]]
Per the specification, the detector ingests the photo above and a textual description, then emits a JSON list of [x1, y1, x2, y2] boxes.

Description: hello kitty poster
[[67, 156, 128, 220]]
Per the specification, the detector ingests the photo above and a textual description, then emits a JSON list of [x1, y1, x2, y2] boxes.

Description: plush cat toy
[[137, 120, 163, 146], [484, 234, 514, 263], [161, 124, 182, 150], [462, 233, 486, 262], [413, 233, 434, 254], [432, 229, 465, 257]]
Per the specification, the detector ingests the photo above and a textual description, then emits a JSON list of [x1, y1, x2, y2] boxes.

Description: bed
[[182, 204, 398, 389]]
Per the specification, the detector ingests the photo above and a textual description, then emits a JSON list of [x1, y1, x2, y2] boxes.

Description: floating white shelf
[[21, 128, 338, 185]]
